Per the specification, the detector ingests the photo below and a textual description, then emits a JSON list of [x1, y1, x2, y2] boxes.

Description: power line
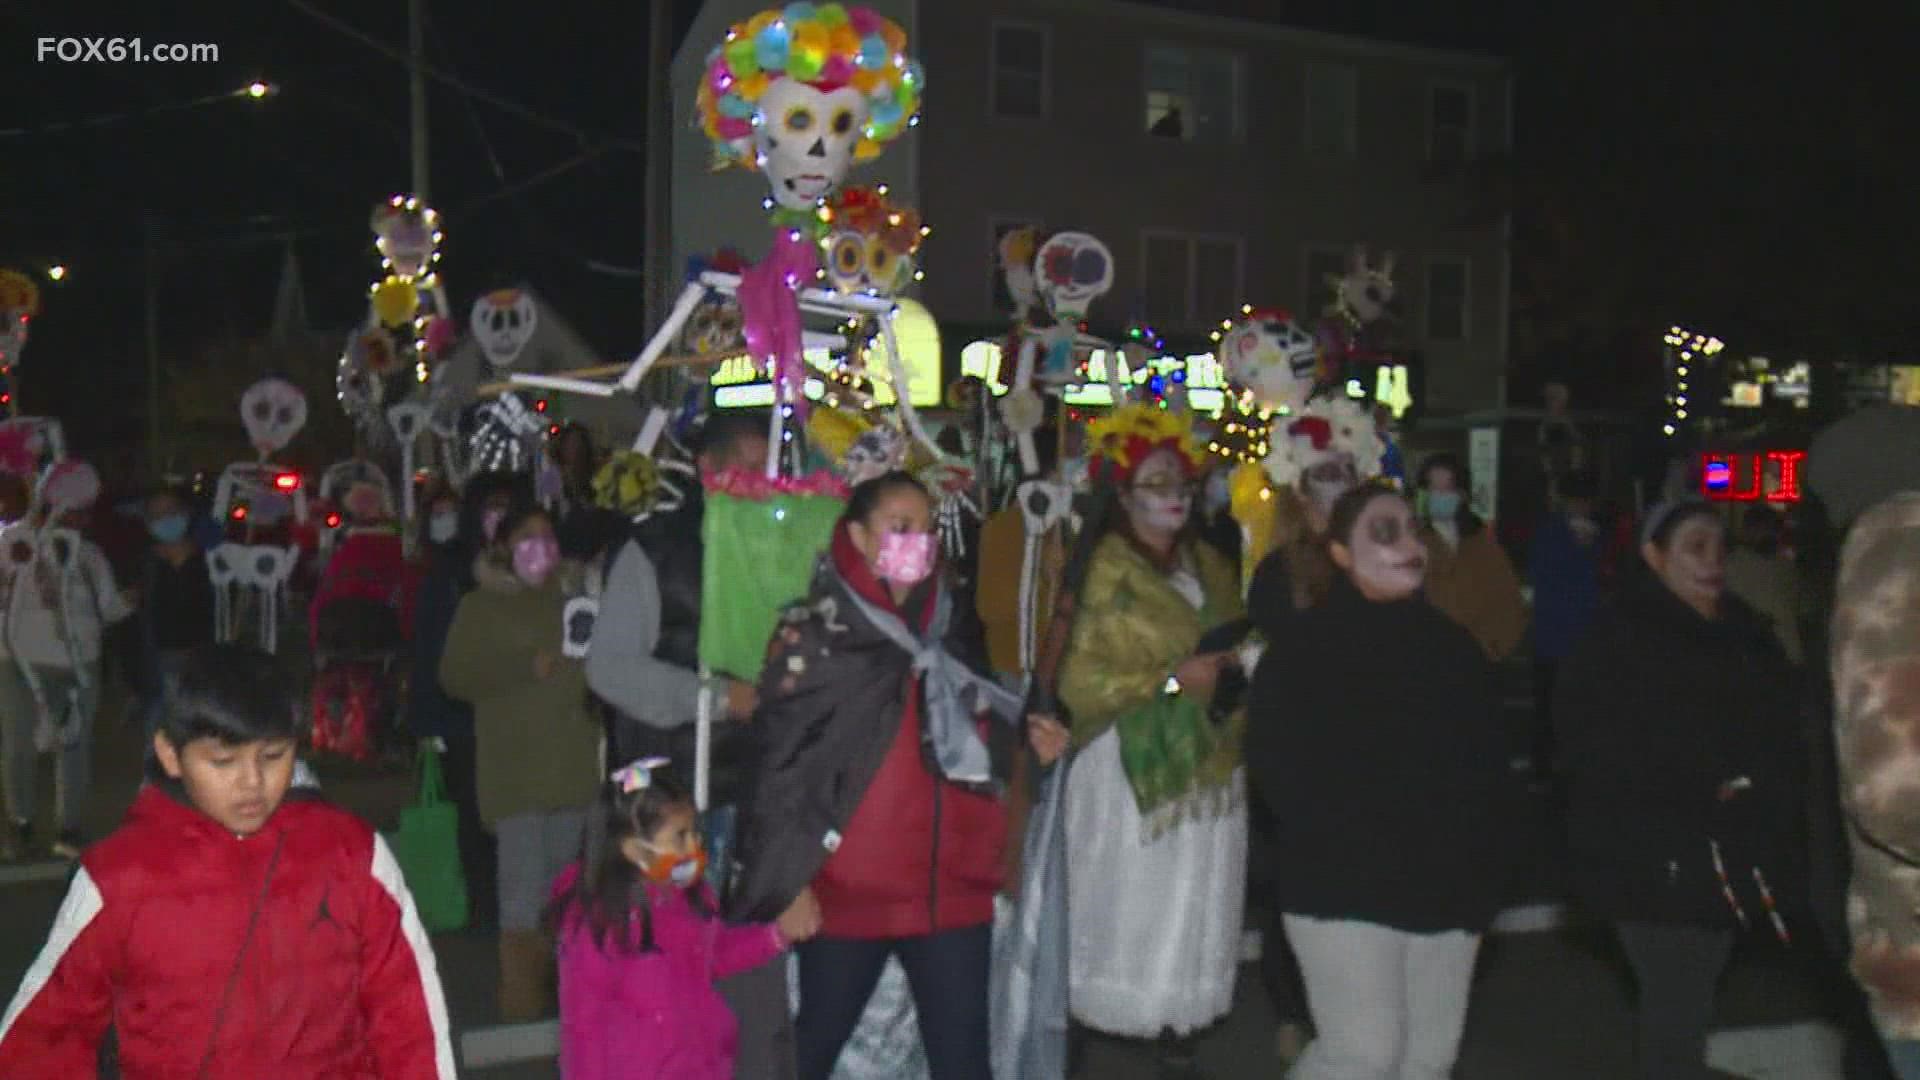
[[283, 0, 645, 153], [0, 83, 273, 138]]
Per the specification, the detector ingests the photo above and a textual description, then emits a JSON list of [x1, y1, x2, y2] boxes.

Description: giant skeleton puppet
[[1228, 394, 1387, 587], [208, 378, 309, 654], [510, 2, 930, 471]]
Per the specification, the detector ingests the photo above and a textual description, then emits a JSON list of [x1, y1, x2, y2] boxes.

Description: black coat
[[725, 565, 1007, 925], [1554, 574, 1808, 928], [1247, 579, 1520, 934]]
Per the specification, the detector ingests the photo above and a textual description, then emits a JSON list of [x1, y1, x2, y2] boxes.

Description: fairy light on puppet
[[368, 196, 451, 385]]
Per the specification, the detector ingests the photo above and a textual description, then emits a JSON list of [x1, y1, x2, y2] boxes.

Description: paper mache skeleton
[[209, 378, 310, 655], [0, 268, 41, 371], [1314, 246, 1397, 377], [1000, 229, 1120, 477], [1218, 307, 1327, 414], [1, 460, 119, 752]]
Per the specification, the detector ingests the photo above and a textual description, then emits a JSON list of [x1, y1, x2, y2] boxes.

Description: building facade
[[671, 0, 1513, 417]]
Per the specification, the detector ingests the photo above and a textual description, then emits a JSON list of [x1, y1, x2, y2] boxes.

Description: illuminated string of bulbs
[[1661, 325, 1724, 438], [369, 194, 446, 385]]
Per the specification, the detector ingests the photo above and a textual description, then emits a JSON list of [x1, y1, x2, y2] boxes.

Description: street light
[[243, 81, 276, 100], [46, 265, 66, 282]]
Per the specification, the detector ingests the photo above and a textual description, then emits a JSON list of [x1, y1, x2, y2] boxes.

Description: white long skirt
[[1065, 727, 1247, 1038]]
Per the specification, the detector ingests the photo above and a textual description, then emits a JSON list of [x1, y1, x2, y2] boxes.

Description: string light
[[1662, 325, 1723, 439]]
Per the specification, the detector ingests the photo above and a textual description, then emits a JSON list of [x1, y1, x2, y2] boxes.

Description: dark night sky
[[3, 1, 1913, 463]]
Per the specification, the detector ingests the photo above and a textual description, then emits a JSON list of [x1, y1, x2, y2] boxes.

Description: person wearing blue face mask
[[136, 486, 216, 744], [1414, 454, 1527, 664]]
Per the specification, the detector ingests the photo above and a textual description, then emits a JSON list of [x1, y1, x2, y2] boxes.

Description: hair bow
[[609, 756, 671, 794]]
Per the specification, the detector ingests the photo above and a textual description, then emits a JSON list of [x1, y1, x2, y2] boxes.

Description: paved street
[[0, 670, 1862, 1078]]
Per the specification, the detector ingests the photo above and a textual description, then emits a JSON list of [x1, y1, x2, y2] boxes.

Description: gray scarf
[[832, 567, 1023, 786]]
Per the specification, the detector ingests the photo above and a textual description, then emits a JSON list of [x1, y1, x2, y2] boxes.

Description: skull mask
[[471, 289, 539, 369], [1034, 232, 1114, 322], [754, 80, 870, 211], [821, 188, 923, 297], [241, 378, 309, 456], [1222, 311, 1321, 412], [371, 200, 439, 280]]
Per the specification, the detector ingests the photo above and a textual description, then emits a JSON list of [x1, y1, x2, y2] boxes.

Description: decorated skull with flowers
[[1260, 396, 1385, 491], [1086, 403, 1209, 487], [820, 185, 925, 296], [697, 3, 923, 214]]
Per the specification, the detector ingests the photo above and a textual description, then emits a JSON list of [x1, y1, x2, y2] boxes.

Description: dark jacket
[[1247, 578, 1519, 934], [1555, 574, 1808, 928], [1526, 511, 1601, 661], [727, 527, 1009, 937], [141, 546, 216, 654], [408, 552, 473, 740]]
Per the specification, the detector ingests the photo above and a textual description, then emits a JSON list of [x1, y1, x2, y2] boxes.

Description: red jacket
[[809, 529, 1007, 939], [311, 530, 422, 644], [0, 786, 456, 1079]]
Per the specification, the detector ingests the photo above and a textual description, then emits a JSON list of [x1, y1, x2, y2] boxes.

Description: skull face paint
[[1340, 493, 1426, 600], [1123, 449, 1194, 538], [240, 378, 309, 456], [470, 289, 538, 369], [1033, 232, 1114, 322], [754, 81, 869, 211]]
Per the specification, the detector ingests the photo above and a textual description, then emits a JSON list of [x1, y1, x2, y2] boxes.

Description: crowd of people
[[1, 397, 1917, 1080]]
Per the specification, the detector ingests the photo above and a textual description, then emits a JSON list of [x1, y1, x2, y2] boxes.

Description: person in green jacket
[[440, 501, 600, 1022]]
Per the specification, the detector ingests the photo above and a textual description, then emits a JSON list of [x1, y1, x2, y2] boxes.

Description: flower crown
[[1086, 404, 1208, 485], [1260, 396, 1385, 490], [698, 3, 923, 171]]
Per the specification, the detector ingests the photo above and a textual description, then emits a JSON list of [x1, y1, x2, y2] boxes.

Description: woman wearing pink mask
[[1247, 486, 1517, 1080], [441, 502, 601, 1022], [1053, 405, 1247, 1077], [730, 471, 1065, 1080]]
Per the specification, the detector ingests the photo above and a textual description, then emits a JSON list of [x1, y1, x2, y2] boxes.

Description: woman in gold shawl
[[1056, 405, 1247, 1076]]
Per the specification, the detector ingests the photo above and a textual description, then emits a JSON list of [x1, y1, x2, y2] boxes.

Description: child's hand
[[776, 887, 822, 944]]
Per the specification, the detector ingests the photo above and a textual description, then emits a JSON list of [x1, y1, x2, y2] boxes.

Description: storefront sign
[[1699, 450, 1805, 503]]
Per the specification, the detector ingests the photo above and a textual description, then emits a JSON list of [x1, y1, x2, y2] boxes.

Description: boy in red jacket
[[0, 644, 456, 1079]]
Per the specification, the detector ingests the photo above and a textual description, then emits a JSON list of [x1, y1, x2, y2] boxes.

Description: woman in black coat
[[1555, 499, 1807, 1080], [1248, 485, 1518, 1079]]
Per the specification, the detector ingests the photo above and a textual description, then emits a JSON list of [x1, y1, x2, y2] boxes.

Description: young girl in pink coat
[[548, 757, 821, 1080]]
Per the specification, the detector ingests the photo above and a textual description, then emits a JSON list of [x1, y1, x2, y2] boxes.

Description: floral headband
[[1085, 403, 1207, 486], [610, 756, 672, 795]]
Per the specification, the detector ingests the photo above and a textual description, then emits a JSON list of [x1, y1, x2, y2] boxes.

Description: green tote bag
[[383, 750, 469, 933]]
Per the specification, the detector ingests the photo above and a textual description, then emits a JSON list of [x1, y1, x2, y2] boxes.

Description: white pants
[[1284, 914, 1481, 1080]]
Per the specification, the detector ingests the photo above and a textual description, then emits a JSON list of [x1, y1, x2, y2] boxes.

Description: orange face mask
[[643, 844, 707, 888]]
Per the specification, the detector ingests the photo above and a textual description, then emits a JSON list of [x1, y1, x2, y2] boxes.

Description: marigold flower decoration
[[1085, 404, 1208, 486], [828, 186, 923, 256]]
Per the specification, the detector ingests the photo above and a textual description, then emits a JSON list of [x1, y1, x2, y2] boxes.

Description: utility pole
[[145, 219, 162, 475], [642, 0, 672, 336], [409, 0, 430, 201]]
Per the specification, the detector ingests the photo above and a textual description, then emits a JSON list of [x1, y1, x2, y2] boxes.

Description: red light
[[0, 394, 10, 405], [325, 513, 342, 528], [273, 473, 301, 492], [549, 425, 561, 436], [232, 506, 249, 521], [534, 399, 548, 413]]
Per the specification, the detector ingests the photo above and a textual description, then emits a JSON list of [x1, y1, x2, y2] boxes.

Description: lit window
[[1145, 45, 1243, 142], [991, 24, 1048, 120]]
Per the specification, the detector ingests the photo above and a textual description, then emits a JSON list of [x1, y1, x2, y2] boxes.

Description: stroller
[[308, 470, 416, 762]]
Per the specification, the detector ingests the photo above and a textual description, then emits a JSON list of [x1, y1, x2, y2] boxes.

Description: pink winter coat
[[552, 864, 787, 1080]]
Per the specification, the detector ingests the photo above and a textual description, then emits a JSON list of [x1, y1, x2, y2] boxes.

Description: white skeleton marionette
[[0, 460, 132, 752], [209, 378, 308, 654]]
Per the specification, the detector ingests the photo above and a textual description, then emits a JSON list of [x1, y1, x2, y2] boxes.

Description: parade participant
[[1413, 453, 1528, 663], [1, 461, 133, 860], [1556, 499, 1806, 1079], [584, 412, 793, 1077], [1054, 405, 1245, 1077], [729, 472, 1058, 1080], [1249, 485, 1516, 1080], [551, 758, 821, 1080], [0, 644, 456, 1078], [134, 485, 216, 741], [440, 502, 600, 1022], [1527, 468, 1603, 782], [409, 471, 527, 924]]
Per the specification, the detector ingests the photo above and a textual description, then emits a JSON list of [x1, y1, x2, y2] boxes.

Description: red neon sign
[[1699, 450, 1805, 503]]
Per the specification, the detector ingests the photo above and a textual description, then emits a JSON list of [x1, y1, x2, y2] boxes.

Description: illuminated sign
[[1699, 450, 1805, 503]]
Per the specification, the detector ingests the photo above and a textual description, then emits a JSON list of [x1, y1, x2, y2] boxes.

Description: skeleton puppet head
[[1034, 232, 1113, 323], [698, 5, 923, 211], [822, 186, 924, 297], [470, 289, 538, 369], [1328, 246, 1397, 326], [370, 197, 440, 280], [241, 378, 309, 457], [1220, 309, 1321, 413]]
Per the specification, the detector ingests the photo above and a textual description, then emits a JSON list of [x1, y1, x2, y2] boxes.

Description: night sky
[[3, 0, 1913, 470]]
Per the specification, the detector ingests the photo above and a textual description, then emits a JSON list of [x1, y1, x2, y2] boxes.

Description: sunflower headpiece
[[1085, 404, 1207, 486]]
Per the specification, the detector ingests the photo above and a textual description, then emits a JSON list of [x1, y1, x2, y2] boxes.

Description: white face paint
[[755, 81, 869, 211], [1123, 449, 1193, 538], [1342, 493, 1426, 600]]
